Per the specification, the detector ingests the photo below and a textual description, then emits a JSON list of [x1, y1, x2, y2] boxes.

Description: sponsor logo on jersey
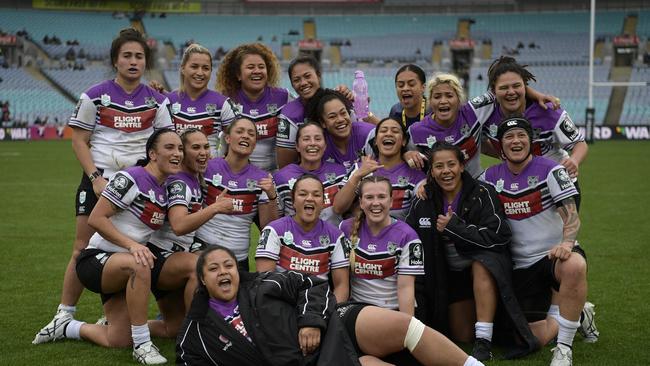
[[100, 93, 111, 106], [212, 173, 222, 187], [276, 119, 289, 139], [319, 235, 330, 247], [367, 243, 377, 252], [527, 175, 538, 187], [73, 99, 82, 118], [426, 135, 436, 148], [107, 173, 133, 199], [301, 239, 312, 248], [145, 97, 157, 109], [250, 109, 259, 117], [227, 180, 237, 188], [553, 168, 573, 190], [409, 242, 423, 266], [187, 106, 196, 114], [142, 200, 166, 229], [171, 102, 181, 114], [100, 108, 155, 132], [125, 100, 134, 107], [95, 253, 109, 265], [445, 135, 455, 143], [510, 182, 519, 190], [257, 228, 271, 249], [503, 200, 531, 215], [418, 217, 431, 228], [79, 191, 86, 204], [232, 198, 244, 212], [232, 103, 242, 115], [168, 182, 185, 200], [205, 103, 217, 115], [267, 104, 278, 114], [353, 255, 396, 279], [113, 115, 142, 129], [560, 116, 579, 140], [471, 94, 492, 108], [342, 237, 352, 258], [498, 190, 544, 220]]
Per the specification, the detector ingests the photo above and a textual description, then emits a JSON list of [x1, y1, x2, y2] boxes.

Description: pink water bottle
[[352, 70, 369, 120]]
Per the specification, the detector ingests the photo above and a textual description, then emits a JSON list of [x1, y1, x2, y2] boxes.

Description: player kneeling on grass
[[178, 245, 485, 366], [407, 141, 539, 361], [33, 130, 182, 365], [479, 117, 596, 366]]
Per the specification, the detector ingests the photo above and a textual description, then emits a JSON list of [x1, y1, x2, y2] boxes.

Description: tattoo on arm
[[558, 198, 580, 244]]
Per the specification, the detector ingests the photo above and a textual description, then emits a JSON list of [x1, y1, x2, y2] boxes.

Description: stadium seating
[[620, 65, 650, 125]]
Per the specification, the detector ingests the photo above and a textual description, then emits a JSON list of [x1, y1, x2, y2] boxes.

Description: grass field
[[1, 140, 649, 365]]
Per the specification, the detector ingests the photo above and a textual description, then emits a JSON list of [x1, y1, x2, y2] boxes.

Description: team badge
[[397, 176, 409, 185], [560, 116, 579, 140], [267, 104, 277, 114], [288, 177, 297, 190], [205, 103, 217, 116], [426, 135, 437, 148], [247, 179, 257, 190], [495, 178, 504, 192], [212, 174, 222, 186], [171, 102, 181, 114], [148, 189, 156, 202], [113, 175, 128, 189], [471, 95, 484, 105], [489, 124, 498, 137], [445, 135, 455, 143], [283, 231, 294, 245], [527, 175, 538, 187], [409, 243, 423, 266], [277, 120, 288, 134], [79, 191, 86, 204], [232, 103, 243, 115], [460, 123, 470, 136], [170, 182, 183, 194], [387, 242, 398, 256], [325, 173, 336, 184], [145, 97, 157, 109], [319, 235, 330, 247], [250, 109, 259, 117], [100, 93, 111, 106]]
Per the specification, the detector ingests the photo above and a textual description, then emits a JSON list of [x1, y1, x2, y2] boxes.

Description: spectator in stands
[[215, 42, 290, 171], [33, 28, 174, 364]]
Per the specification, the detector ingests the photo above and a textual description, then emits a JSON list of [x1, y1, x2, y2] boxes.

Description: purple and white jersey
[[344, 161, 425, 221], [196, 158, 270, 261], [148, 171, 203, 252], [340, 218, 424, 310], [209, 299, 252, 342], [69, 80, 173, 177], [276, 98, 307, 150], [323, 121, 375, 173], [479, 156, 578, 269], [483, 102, 585, 164], [167, 90, 236, 157], [88, 166, 167, 253], [407, 95, 494, 177], [273, 162, 347, 226], [223, 86, 290, 171], [256, 217, 349, 281]]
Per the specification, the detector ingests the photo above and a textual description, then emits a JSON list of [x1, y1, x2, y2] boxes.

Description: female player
[[178, 246, 485, 366], [216, 43, 289, 171], [195, 117, 279, 270], [406, 142, 538, 361], [276, 55, 353, 168], [340, 175, 424, 315], [482, 56, 588, 207], [34, 28, 173, 344], [33, 129, 182, 364], [388, 64, 431, 128], [167, 43, 237, 157], [256, 174, 350, 302], [274, 122, 347, 226], [146, 129, 234, 338], [309, 89, 375, 173], [334, 117, 426, 221]]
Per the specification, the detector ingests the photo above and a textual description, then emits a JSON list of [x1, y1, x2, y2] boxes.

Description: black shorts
[[336, 302, 369, 356], [75, 169, 103, 216], [76, 248, 115, 304], [147, 243, 176, 300], [513, 246, 587, 322], [447, 267, 474, 304]]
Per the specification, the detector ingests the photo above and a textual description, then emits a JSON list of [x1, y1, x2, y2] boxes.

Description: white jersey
[[88, 166, 167, 253], [340, 218, 424, 310], [68, 80, 173, 177], [256, 217, 349, 281], [148, 171, 203, 252], [195, 158, 270, 261], [480, 156, 578, 269]]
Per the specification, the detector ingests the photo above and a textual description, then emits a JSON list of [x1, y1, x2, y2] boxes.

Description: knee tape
[[404, 317, 426, 352]]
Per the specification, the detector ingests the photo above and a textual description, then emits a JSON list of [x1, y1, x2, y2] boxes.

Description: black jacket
[[176, 270, 360, 366], [406, 171, 539, 357]]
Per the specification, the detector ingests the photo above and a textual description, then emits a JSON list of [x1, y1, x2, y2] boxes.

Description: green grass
[[1, 140, 649, 365]]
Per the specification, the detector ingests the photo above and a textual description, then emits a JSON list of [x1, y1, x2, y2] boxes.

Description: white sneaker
[[578, 301, 599, 343], [550, 343, 572, 366], [95, 315, 108, 326], [32, 310, 73, 344], [133, 341, 167, 365]]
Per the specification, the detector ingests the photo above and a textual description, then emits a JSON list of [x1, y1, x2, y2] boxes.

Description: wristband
[[88, 170, 102, 182]]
